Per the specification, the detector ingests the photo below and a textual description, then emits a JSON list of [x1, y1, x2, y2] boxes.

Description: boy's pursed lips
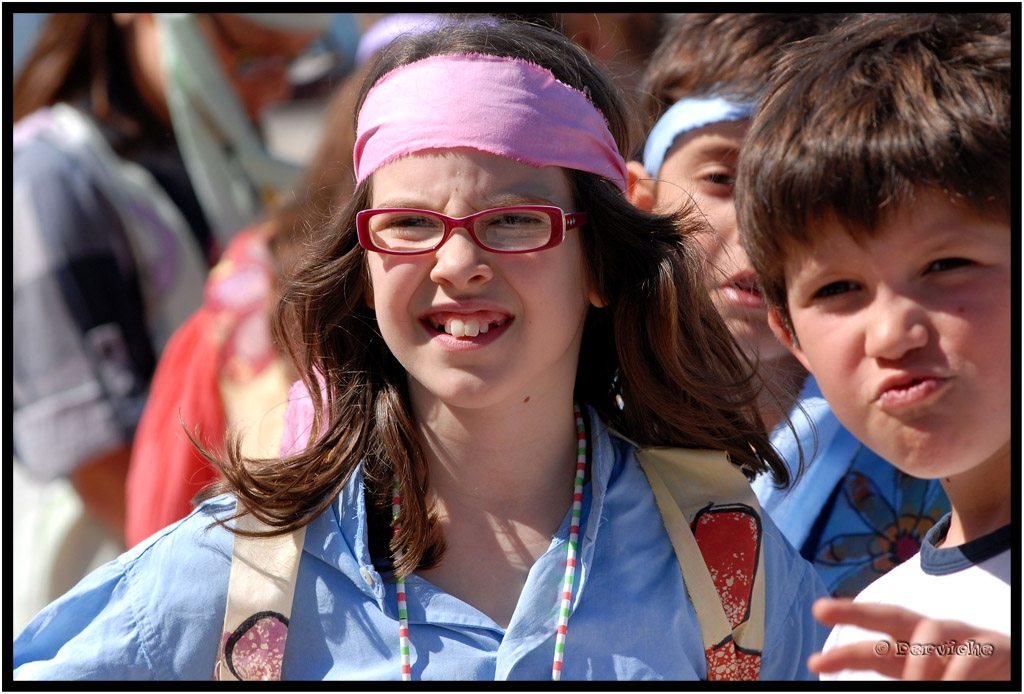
[[872, 371, 950, 411]]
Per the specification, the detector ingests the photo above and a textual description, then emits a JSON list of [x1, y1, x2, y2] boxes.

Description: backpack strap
[[213, 512, 306, 681], [636, 447, 765, 681], [213, 447, 766, 681]]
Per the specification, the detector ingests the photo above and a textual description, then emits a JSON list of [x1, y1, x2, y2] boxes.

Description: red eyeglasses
[[356, 205, 588, 255]]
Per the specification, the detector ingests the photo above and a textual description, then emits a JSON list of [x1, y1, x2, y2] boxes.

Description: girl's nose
[[429, 227, 494, 289]]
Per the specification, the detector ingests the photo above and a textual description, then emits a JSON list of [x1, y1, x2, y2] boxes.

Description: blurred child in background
[[11, 11, 329, 632]]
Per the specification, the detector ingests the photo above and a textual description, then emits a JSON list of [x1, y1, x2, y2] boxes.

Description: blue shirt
[[14, 409, 828, 680], [753, 376, 950, 597]]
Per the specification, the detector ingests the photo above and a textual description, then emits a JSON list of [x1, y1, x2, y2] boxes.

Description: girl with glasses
[[14, 18, 827, 681]]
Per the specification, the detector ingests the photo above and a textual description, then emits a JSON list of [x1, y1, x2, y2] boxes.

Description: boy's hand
[[808, 597, 1011, 681]]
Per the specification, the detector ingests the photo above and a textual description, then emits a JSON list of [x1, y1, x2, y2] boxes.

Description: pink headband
[[354, 53, 628, 192]]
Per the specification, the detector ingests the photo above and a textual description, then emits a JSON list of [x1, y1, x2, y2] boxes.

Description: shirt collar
[[299, 405, 620, 616]]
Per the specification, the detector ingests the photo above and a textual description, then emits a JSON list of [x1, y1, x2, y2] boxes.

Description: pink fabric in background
[[279, 380, 316, 456]]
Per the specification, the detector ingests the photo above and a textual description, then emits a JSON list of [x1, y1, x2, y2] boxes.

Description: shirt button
[[360, 567, 375, 586]]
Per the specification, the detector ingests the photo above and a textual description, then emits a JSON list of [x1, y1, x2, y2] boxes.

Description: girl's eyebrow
[[373, 193, 558, 211], [370, 199, 434, 210], [487, 192, 559, 207]]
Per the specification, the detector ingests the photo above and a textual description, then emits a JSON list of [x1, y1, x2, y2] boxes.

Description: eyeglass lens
[[366, 208, 558, 253]]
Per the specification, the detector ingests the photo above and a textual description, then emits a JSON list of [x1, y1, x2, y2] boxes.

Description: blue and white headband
[[642, 96, 755, 176]]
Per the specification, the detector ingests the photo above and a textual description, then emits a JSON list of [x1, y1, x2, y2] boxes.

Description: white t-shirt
[[821, 514, 1011, 680]]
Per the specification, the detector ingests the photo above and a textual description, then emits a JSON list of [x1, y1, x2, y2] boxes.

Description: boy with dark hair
[[628, 12, 950, 599], [736, 13, 1012, 680]]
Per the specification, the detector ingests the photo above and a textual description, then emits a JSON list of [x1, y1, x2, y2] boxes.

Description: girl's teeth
[[445, 318, 483, 337]]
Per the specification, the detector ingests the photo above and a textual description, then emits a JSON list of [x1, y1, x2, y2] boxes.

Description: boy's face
[[772, 188, 1011, 483]]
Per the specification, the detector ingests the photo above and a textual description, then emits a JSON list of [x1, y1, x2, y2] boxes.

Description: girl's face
[[655, 119, 791, 366], [365, 149, 601, 416]]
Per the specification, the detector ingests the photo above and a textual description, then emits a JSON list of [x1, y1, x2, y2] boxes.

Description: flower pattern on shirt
[[813, 470, 949, 597]]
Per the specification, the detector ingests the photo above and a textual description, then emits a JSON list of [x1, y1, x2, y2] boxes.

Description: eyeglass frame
[[355, 205, 589, 255]]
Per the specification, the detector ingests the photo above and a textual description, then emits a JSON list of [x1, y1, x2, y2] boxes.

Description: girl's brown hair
[[198, 18, 786, 577]]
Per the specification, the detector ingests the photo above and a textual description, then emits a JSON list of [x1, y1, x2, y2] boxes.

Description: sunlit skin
[[770, 188, 1011, 546], [363, 149, 604, 626], [366, 149, 601, 419], [628, 119, 805, 427]]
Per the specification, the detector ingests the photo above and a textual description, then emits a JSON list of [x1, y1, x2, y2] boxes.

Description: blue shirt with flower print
[[753, 375, 951, 598]]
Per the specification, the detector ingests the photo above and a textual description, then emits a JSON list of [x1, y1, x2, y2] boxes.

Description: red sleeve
[[125, 307, 226, 547]]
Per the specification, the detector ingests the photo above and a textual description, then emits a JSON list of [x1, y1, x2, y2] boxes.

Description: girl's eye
[[926, 257, 973, 273], [389, 215, 437, 228], [488, 213, 546, 228], [812, 280, 858, 299], [702, 172, 735, 186]]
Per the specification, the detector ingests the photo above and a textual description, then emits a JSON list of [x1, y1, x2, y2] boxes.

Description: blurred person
[[353, 13, 451, 67], [556, 13, 668, 112], [125, 66, 367, 547], [11, 12, 330, 632]]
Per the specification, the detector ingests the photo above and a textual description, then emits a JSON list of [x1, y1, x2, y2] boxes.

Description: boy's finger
[[811, 598, 924, 641], [807, 642, 906, 679]]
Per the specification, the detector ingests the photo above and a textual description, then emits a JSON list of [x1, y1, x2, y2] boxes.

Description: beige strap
[[637, 447, 766, 680], [214, 513, 306, 681]]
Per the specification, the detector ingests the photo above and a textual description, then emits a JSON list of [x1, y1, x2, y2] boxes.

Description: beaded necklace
[[391, 405, 588, 681]]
